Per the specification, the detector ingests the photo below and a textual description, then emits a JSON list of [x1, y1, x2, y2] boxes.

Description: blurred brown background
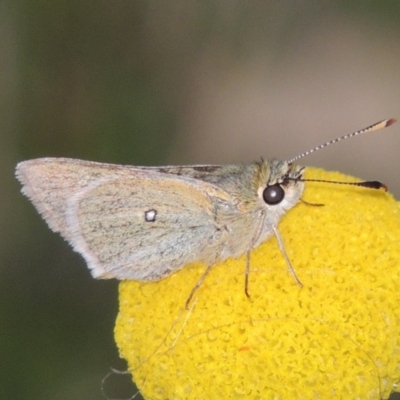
[[2, 2, 400, 399]]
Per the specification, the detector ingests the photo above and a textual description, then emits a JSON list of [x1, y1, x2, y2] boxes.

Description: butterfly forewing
[[16, 158, 231, 281]]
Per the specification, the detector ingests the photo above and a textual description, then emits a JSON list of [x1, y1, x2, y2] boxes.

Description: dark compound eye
[[262, 184, 285, 205]]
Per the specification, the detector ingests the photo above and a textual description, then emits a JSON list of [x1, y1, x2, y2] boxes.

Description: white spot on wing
[[144, 209, 157, 222]]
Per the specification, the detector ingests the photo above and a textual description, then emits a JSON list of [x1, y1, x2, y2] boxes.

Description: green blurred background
[[2, 2, 400, 399]]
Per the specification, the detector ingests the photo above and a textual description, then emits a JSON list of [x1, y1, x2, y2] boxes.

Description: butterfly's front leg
[[244, 209, 267, 298]]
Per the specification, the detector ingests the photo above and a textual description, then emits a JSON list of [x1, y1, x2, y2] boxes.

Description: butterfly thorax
[[186, 159, 305, 261]]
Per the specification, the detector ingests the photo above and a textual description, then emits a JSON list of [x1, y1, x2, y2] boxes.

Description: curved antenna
[[287, 118, 396, 164], [297, 178, 388, 192]]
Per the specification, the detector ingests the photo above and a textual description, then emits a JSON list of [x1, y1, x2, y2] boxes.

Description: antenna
[[296, 177, 388, 191], [287, 118, 396, 164]]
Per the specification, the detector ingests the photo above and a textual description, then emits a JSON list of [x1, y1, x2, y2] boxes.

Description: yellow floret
[[114, 168, 400, 399]]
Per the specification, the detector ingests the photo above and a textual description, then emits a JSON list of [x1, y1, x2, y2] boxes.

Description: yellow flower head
[[115, 168, 400, 399]]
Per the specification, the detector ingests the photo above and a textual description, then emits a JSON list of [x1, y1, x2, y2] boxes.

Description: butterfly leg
[[245, 210, 267, 298], [271, 225, 303, 287], [245, 251, 251, 298], [185, 264, 214, 309]]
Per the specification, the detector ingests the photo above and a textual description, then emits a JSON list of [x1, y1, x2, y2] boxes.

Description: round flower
[[115, 168, 400, 399]]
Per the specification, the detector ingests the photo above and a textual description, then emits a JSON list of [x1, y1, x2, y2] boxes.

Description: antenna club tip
[[386, 118, 397, 127], [362, 180, 388, 191]]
